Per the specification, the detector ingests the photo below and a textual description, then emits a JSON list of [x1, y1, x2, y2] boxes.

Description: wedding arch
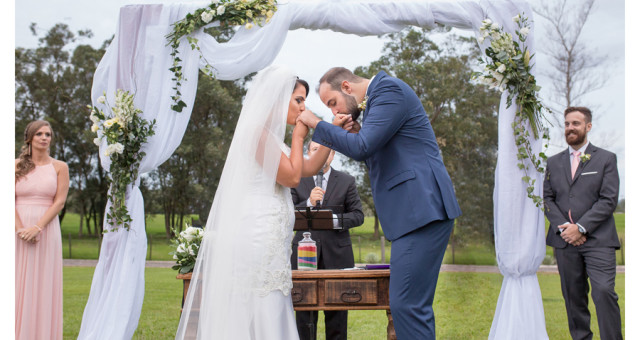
[[79, 1, 548, 339]]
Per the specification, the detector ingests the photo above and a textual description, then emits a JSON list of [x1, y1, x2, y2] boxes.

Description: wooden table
[[292, 269, 395, 340], [177, 269, 395, 339]]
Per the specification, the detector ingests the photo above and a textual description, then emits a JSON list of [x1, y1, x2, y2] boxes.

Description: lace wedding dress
[[175, 65, 299, 339]]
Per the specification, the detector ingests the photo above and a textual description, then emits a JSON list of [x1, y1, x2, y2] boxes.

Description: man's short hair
[[317, 67, 364, 93], [564, 106, 592, 123]]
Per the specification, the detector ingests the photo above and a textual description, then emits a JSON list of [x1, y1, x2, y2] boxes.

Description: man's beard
[[342, 92, 361, 120], [565, 128, 587, 147]]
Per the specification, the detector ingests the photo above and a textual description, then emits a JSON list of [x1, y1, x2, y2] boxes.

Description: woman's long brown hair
[[16, 120, 54, 182]]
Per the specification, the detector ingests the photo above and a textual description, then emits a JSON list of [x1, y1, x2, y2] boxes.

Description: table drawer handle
[[292, 287, 303, 303], [341, 290, 362, 303]]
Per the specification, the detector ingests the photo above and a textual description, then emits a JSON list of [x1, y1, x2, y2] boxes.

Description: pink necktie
[[571, 151, 581, 179]]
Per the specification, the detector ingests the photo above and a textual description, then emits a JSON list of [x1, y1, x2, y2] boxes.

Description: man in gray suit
[[544, 106, 622, 340], [290, 141, 364, 340]]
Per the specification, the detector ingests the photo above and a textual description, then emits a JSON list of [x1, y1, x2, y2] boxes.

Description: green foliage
[[166, 0, 277, 111], [354, 27, 500, 247]]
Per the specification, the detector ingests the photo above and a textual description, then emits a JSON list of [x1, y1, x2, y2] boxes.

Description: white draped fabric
[[82, 1, 547, 338]]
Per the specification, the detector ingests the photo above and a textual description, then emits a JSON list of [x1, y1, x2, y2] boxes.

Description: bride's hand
[[333, 114, 360, 133], [293, 120, 309, 139]]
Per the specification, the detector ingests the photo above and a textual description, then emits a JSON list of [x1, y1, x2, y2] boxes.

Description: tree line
[[16, 23, 500, 246]]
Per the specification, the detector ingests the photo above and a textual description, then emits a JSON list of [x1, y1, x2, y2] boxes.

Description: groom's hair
[[318, 67, 365, 93]]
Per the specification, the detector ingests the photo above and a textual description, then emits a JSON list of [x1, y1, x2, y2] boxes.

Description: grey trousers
[[555, 246, 622, 340]]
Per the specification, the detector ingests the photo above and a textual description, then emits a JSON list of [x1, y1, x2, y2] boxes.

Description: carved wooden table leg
[[386, 310, 397, 340]]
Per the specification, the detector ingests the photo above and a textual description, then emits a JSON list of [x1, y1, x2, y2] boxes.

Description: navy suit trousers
[[389, 218, 454, 340]]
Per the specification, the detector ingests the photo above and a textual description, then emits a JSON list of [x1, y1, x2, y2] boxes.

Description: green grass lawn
[[62, 267, 625, 339]]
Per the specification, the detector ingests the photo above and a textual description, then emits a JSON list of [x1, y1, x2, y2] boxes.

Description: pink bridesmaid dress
[[15, 163, 63, 340]]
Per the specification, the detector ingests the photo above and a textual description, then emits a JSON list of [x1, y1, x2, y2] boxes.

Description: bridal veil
[[175, 64, 298, 339]]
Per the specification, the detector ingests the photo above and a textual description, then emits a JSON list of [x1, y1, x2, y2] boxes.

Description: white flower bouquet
[[170, 224, 205, 274], [473, 14, 550, 208], [89, 89, 156, 230]]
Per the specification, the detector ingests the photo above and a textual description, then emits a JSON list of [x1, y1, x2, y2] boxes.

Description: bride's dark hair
[[295, 78, 309, 97]]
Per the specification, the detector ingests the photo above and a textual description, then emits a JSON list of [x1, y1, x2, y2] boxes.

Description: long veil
[[175, 65, 297, 339]]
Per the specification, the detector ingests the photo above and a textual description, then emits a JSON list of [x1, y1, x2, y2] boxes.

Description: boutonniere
[[358, 95, 368, 111], [580, 153, 591, 163]]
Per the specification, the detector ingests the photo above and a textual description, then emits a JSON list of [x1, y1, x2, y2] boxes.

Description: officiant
[[290, 141, 364, 340]]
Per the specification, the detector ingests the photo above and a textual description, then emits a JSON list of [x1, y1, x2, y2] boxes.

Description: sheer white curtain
[[82, 1, 547, 338]]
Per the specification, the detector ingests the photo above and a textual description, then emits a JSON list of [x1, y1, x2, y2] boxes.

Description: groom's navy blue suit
[[312, 71, 461, 339]]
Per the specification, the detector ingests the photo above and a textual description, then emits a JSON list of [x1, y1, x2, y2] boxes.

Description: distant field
[[59, 213, 625, 265]]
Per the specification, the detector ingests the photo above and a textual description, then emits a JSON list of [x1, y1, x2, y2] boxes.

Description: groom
[[298, 67, 461, 339]]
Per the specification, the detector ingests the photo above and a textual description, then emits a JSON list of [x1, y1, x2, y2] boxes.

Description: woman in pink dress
[[15, 120, 69, 340]]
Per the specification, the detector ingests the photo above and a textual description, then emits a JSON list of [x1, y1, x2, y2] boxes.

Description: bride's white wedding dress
[[175, 65, 300, 339]]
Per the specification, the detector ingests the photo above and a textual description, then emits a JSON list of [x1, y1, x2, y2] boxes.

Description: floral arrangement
[[170, 224, 205, 274], [166, 0, 278, 112], [580, 153, 591, 163], [90, 90, 156, 231], [473, 14, 550, 208]]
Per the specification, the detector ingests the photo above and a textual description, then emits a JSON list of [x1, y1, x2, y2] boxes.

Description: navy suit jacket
[[312, 71, 461, 241], [544, 143, 620, 249]]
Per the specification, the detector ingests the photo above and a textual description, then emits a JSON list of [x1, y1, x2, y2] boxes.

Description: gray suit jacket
[[290, 168, 364, 269], [544, 143, 620, 249]]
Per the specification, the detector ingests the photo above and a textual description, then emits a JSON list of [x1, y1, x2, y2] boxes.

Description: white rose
[[113, 143, 124, 154], [93, 137, 101, 146], [512, 14, 520, 22], [520, 27, 530, 36], [181, 230, 195, 242], [188, 246, 195, 256], [97, 96, 106, 104], [105, 142, 125, 156], [497, 64, 506, 73], [177, 244, 187, 254], [103, 117, 118, 128], [216, 5, 225, 16], [245, 22, 253, 29], [201, 10, 214, 23], [91, 124, 100, 133]]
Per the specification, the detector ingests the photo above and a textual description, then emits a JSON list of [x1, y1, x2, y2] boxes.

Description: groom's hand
[[298, 109, 322, 129]]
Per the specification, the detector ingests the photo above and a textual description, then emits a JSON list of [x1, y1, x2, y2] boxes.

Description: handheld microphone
[[315, 170, 324, 208]]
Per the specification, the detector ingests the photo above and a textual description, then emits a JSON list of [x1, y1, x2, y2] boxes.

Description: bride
[[175, 65, 333, 339]]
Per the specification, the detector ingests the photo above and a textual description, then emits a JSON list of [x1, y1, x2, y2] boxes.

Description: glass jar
[[297, 232, 317, 270]]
